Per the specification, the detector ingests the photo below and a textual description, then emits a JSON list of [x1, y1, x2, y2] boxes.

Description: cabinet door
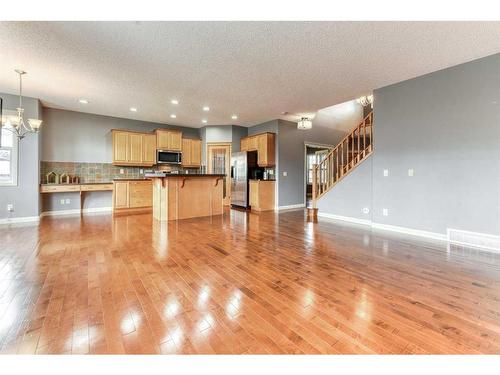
[[257, 134, 268, 166], [114, 182, 129, 209], [156, 130, 170, 149], [249, 181, 259, 208], [240, 137, 248, 151], [190, 139, 201, 166], [181, 138, 191, 166], [168, 131, 182, 151], [142, 134, 156, 165], [248, 136, 258, 151], [129, 133, 143, 163], [113, 131, 129, 163]]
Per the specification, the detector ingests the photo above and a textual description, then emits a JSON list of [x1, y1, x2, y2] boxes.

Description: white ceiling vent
[[447, 228, 500, 253]]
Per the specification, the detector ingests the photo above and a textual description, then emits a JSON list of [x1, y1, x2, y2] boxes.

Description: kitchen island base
[[151, 175, 225, 221]]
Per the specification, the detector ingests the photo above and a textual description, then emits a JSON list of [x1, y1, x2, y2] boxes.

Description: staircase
[[311, 111, 373, 210]]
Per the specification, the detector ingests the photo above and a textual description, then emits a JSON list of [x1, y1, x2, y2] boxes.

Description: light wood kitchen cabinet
[[113, 181, 129, 209], [142, 134, 157, 165], [249, 180, 275, 211], [156, 129, 182, 151], [240, 132, 276, 167], [113, 131, 129, 163], [113, 180, 152, 211], [112, 130, 157, 166], [181, 138, 202, 167], [240, 137, 248, 151]]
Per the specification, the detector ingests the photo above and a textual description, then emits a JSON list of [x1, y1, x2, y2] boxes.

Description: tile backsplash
[[40, 161, 195, 184]]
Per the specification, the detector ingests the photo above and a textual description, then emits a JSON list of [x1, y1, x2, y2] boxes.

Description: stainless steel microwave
[[157, 150, 182, 164]]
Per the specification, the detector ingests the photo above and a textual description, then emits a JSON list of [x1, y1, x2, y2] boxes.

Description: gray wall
[[277, 120, 346, 207], [231, 125, 248, 153], [0, 93, 42, 220], [42, 108, 199, 163], [247, 119, 279, 136], [200, 125, 248, 165], [319, 52, 500, 236]]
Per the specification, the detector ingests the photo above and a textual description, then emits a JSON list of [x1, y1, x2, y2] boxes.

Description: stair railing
[[311, 111, 373, 208]]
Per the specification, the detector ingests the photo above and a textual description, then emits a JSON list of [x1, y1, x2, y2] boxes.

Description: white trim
[[317, 212, 371, 226], [371, 222, 447, 241], [276, 203, 305, 211], [0, 215, 40, 225], [447, 228, 500, 252], [40, 206, 112, 217], [317, 212, 447, 241]]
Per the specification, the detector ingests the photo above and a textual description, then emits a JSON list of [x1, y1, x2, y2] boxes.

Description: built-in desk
[[40, 183, 114, 211]]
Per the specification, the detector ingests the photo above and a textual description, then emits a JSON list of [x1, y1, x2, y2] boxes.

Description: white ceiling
[[1, 21, 500, 128]]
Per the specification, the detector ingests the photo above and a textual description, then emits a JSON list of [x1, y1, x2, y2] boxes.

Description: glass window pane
[[1, 128, 14, 148], [0, 160, 11, 176]]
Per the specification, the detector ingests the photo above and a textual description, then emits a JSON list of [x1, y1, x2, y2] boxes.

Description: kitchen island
[[146, 173, 225, 221]]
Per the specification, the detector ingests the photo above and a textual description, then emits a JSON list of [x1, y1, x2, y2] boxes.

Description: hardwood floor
[[1, 208, 500, 354]]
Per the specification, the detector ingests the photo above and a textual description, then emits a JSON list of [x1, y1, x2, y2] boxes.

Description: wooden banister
[[312, 111, 373, 206]]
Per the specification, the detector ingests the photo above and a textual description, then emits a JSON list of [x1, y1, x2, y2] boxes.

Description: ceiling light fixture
[[231, 115, 238, 120], [297, 117, 312, 130], [201, 119, 208, 124], [79, 99, 89, 104], [171, 99, 179, 105], [130, 107, 138, 112], [203, 106, 210, 112], [356, 94, 374, 108], [0, 69, 42, 140], [170, 114, 177, 119]]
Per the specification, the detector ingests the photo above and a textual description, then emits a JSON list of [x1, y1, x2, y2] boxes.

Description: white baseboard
[[276, 203, 305, 211], [447, 228, 500, 252], [371, 222, 447, 241], [40, 206, 112, 217], [0, 215, 40, 225], [318, 212, 371, 226]]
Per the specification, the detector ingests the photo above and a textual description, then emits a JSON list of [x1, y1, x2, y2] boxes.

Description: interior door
[[207, 143, 232, 205]]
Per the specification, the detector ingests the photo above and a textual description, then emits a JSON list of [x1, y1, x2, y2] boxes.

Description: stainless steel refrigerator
[[231, 151, 248, 207]]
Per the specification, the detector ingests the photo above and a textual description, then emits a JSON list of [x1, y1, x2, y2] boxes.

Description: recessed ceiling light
[[202, 119, 208, 124], [170, 114, 177, 119], [79, 99, 89, 104], [231, 114, 238, 120], [203, 106, 210, 112], [171, 99, 179, 105], [130, 107, 138, 112]]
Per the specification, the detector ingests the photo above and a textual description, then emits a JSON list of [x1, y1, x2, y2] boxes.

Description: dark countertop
[[40, 182, 114, 186], [145, 173, 225, 178], [249, 179, 276, 182], [113, 178, 151, 182]]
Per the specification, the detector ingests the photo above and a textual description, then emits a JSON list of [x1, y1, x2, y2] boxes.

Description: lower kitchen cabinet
[[249, 180, 275, 211], [113, 180, 152, 211]]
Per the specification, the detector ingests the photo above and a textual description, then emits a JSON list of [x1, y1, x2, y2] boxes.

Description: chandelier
[[297, 117, 312, 130], [1, 69, 42, 140], [356, 94, 374, 108]]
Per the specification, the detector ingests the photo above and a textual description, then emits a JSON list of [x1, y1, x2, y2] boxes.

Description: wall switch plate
[[60, 199, 65, 204], [283, 171, 288, 177], [7, 204, 13, 212], [120, 168, 124, 174], [408, 168, 414, 177], [65, 199, 70, 204], [140, 169, 144, 174], [383, 169, 389, 177], [362, 207, 370, 214], [382, 208, 389, 216]]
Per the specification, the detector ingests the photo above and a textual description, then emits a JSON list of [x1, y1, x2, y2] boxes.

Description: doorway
[[207, 143, 232, 205], [304, 144, 332, 208]]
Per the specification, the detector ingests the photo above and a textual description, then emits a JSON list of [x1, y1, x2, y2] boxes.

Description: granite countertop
[[40, 182, 113, 186], [144, 173, 225, 178], [112, 178, 151, 181]]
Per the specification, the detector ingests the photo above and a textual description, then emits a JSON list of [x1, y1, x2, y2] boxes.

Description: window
[[0, 125, 18, 186], [307, 154, 317, 184]]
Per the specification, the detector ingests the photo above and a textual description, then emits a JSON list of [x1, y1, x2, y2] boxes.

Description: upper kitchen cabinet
[[156, 129, 182, 151], [112, 130, 157, 166], [181, 138, 202, 167], [240, 132, 276, 167]]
